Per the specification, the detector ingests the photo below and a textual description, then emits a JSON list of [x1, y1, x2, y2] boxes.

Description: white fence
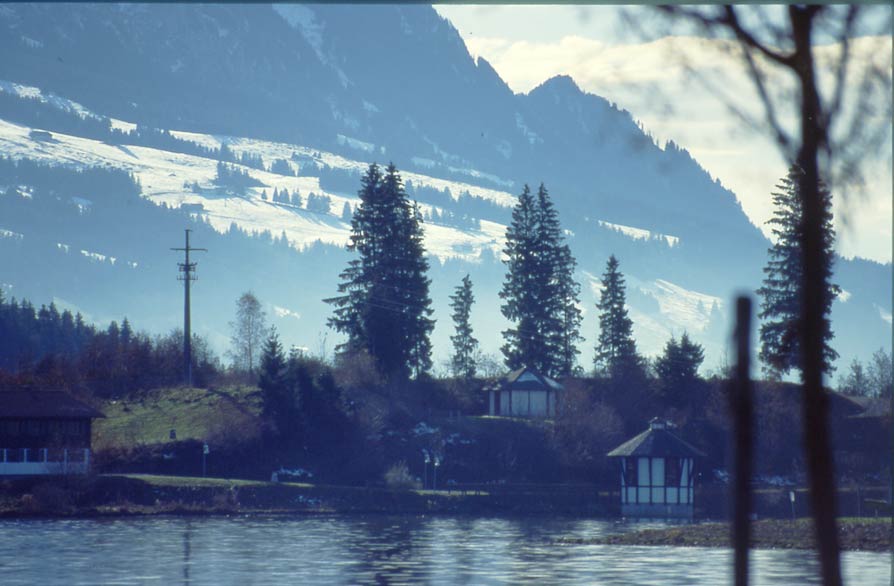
[[0, 448, 91, 475]]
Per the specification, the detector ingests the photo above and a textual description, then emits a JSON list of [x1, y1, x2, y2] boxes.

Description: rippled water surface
[[1, 516, 888, 585]]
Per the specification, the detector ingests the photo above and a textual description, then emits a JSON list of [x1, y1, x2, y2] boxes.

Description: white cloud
[[273, 305, 301, 320]]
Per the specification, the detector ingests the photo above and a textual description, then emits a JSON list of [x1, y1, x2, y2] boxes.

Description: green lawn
[[93, 386, 263, 450], [110, 473, 271, 488]]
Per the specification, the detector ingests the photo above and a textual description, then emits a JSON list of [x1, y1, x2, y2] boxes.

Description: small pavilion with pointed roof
[[483, 366, 562, 418], [607, 417, 706, 518]]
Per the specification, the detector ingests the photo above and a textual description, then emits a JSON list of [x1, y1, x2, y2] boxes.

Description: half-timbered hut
[[607, 417, 705, 518]]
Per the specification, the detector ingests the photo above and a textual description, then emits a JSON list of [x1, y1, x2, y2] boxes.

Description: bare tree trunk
[[791, 8, 842, 586]]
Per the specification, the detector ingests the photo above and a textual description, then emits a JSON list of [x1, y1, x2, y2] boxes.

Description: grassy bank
[[94, 386, 262, 451], [557, 518, 892, 552]]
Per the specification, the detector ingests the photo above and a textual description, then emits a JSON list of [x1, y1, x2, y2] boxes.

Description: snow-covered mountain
[[0, 3, 889, 373]]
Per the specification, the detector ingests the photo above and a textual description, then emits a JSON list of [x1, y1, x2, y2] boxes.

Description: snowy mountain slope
[[0, 116, 509, 262], [0, 81, 683, 267], [0, 3, 888, 372]]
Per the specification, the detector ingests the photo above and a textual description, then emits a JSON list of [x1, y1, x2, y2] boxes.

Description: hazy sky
[[434, 5, 893, 264]]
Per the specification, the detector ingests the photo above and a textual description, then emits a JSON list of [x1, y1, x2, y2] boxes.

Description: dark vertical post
[[731, 295, 753, 586], [184, 230, 192, 384], [171, 229, 206, 387]]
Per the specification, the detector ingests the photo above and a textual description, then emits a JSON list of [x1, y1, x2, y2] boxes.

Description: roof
[[0, 391, 105, 419], [607, 419, 705, 458], [483, 366, 564, 393], [842, 396, 891, 419]]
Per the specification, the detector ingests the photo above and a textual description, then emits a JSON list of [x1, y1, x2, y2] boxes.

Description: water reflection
[[0, 516, 888, 585], [182, 519, 192, 586]]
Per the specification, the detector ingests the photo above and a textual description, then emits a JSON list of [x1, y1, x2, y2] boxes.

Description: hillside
[[0, 3, 889, 371]]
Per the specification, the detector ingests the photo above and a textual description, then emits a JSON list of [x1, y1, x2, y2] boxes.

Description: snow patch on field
[[412, 157, 437, 169], [0, 228, 23, 240], [167, 129, 517, 207], [598, 220, 680, 247], [337, 134, 375, 153], [515, 112, 542, 146], [0, 79, 98, 120], [110, 118, 137, 133], [274, 5, 324, 59]]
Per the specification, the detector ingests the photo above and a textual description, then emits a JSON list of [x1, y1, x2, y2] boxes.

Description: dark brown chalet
[[0, 391, 104, 475]]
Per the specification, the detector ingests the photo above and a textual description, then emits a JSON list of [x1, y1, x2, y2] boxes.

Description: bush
[[384, 461, 418, 490]]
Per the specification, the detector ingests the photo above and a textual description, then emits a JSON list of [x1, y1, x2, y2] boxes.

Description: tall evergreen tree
[[258, 328, 293, 430], [449, 274, 478, 379], [325, 163, 434, 380], [500, 183, 582, 377], [535, 184, 583, 376], [757, 165, 839, 378], [594, 255, 640, 377]]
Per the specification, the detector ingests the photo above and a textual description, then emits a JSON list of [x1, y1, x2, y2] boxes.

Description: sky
[[434, 5, 893, 264]]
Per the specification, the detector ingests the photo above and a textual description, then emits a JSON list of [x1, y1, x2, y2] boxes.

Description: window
[[623, 458, 638, 486], [666, 458, 682, 487]]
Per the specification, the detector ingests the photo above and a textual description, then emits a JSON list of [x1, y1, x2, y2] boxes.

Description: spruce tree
[[757, 165, 839, 378], [258, 328, 292, 429], [535, 184, 582, 376], [594, 255, 640, 377], [655, 332, 705, 404], [449, 274, 478, 379], [325, 163, 434, 380], [500, 184, 545, 372], [500, 183, 582, 377]]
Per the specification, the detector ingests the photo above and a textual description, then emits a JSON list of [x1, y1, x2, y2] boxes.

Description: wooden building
[[0, 391, 104, 476], [484, 366, 562, 418], [607, 418, 705, 519]]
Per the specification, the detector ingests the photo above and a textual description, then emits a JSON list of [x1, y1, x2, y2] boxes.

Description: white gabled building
[[483, 366, 562, 418]]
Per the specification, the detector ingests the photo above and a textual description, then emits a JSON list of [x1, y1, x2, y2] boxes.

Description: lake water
[[0, 516, 888, 585]]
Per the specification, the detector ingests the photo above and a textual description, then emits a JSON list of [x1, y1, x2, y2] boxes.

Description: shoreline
[[1, 475, 889, 552], [558, 518, 892, 553]]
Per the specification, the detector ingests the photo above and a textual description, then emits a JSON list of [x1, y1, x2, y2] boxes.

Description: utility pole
[[171, 229, 206, 387]]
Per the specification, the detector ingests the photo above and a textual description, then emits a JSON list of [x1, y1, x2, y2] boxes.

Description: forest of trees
[[0, 290, 220, 396]]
